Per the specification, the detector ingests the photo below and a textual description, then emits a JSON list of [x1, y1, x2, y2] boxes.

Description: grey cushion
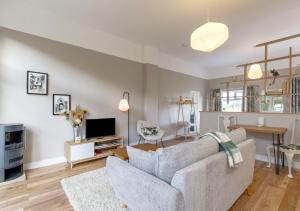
[[226, 128, 246, 145], [154, 128, 246, 184], [127, 128, 247, 184], [127, 146, 157, 175], [155, 137, 219, 183]]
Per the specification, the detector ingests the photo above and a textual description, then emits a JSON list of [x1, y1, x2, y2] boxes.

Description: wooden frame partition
[[206, 33, 300, 113], [234, 33, 300, 114]]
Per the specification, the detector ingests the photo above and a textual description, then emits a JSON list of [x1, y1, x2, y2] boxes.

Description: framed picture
[[53, 94, 71, 115], [27, 71, 49, 95]]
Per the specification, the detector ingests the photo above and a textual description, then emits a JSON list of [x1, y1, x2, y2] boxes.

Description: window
[[221, 89, 243, 112], [260, 95, 284, 113]]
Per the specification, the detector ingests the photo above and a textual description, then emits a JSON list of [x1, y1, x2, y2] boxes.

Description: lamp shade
[[190, 22, 229, 52], [248, 64, 263, 79], [118, 99, 129, 111]]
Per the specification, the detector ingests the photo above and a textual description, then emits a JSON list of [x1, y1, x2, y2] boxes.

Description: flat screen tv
[[86, 118, 115, 139]]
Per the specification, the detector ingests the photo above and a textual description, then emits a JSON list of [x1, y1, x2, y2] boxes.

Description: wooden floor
[[1, 144, 300, 210]]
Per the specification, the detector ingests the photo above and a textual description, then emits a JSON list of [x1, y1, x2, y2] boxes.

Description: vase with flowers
[[63, 105, 88, 143]]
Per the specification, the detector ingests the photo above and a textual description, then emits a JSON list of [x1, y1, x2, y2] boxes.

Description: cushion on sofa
[[154, 128, 247, 183], [126, 128, 247, 184], [226, 128, 246, 145], [127, 146, 157, 175], [155, 137, 219, 183]]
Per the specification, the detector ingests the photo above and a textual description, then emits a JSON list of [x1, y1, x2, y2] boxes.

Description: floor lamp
[[118, 91, 130, 146]]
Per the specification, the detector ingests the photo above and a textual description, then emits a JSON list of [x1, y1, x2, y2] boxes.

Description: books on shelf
[[282, 79, 290, 94], [266, 89, 283, 95], [291, 77, 300, 113]]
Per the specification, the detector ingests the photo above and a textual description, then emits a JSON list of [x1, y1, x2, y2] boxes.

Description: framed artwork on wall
[[27, 71, 49, 95], [53, 94, 71, 115]]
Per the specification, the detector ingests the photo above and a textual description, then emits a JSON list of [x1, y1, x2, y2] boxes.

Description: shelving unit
[[176, 97, 198, 140], [207, 33, 300, 114], [64, 136, 123, 168]]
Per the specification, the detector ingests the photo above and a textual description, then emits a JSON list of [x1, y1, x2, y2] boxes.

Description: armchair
[[137, 120, 165, 147]]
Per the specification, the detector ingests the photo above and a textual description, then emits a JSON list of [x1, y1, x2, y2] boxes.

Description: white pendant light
[[248, 64, 263, 79], [190, 22, 229, 52]]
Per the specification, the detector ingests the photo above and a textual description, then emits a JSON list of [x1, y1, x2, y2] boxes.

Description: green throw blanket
[[200, 132, 243, 168]]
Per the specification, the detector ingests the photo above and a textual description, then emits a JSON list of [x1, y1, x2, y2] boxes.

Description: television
[[86, 118, 115, 139]]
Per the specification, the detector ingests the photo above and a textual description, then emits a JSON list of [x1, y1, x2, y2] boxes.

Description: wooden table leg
[[246, 184, 253, 196]]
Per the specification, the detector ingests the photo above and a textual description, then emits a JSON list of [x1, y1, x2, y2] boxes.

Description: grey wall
[[157, 68, 207, 137], [143, 64, 207, 138], [0, 27, 207, 165], [0, 27, 144, 163]]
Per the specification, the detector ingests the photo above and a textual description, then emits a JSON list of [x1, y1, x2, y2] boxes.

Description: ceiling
[[1, 0, 300, 78]]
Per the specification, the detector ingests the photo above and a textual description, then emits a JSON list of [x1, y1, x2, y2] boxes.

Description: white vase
[[257, 117, 265, 127]]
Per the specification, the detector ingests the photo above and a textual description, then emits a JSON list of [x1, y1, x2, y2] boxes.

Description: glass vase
[[73, 126, 82, 143]]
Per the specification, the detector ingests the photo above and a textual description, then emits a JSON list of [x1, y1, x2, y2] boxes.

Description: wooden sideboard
[[64, 136, 123, 168]]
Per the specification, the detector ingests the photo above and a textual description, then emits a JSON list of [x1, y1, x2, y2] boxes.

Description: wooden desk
[[228, 124, 287, 175]]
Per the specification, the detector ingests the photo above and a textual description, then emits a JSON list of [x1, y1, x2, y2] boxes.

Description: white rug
[[61, 168, 131, 211]]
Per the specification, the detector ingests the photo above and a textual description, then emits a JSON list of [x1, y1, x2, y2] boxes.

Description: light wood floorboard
[[0, 139, 299, 211]]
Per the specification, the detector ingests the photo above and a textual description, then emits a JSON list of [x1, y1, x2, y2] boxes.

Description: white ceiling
[[1, 0, 300, 79]]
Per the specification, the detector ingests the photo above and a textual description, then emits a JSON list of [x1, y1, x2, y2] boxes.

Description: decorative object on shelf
[[269, 69, 280, 86], [266, 89, 283, 96], [118, 91, 130, 145], [191, 22, 229, 52], [256, 117, 265, 127], [26, 71, 49, 95], [63, 105, 88, 143], [53, 94, 71, 115], [248, 64, 263, 79]]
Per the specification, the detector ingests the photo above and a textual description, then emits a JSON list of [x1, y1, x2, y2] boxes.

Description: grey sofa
[[107, 128, 255, 211]]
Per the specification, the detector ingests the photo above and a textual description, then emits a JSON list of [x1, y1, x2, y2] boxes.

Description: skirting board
[[24, 156, 66, 170], [24, 136, 176, 170]]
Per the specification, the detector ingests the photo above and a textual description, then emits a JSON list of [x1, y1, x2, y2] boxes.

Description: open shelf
[[65, 135, 123, 168]]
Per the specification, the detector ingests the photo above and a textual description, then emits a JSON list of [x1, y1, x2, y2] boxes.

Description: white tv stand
[[64, 135, 123, 168]]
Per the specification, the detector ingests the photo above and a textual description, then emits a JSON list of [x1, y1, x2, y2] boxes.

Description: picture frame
[[53, 94, 71, 115], [27, 71, 49, 95]]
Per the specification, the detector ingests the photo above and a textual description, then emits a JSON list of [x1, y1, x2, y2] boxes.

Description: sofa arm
[[106, 156, 184, 211], [171, 139, 255, 211]]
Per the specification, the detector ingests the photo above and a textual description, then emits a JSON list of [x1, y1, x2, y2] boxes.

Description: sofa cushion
[[226, 128, 246, 145], [154, 128, 246, 183], [127, 146, 157, 175], [155, 137, 219, 183], [127, 128, 247, 184]]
